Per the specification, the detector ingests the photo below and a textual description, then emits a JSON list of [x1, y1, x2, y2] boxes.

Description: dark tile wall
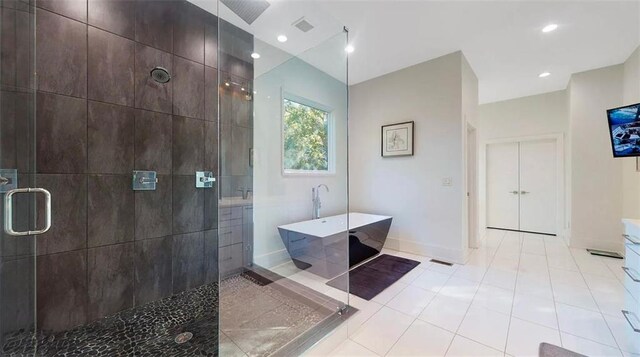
[[0, 0, 36, 345], [29, 0, 229, 333], [0, 0, 255, 338]]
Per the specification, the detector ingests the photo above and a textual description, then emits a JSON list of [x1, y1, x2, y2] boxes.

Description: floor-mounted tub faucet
[[312, 184, 329, 219], [237, 187, 252, 200]]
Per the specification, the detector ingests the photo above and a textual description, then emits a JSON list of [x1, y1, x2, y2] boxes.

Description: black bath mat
[[326, 254, 420, 300]]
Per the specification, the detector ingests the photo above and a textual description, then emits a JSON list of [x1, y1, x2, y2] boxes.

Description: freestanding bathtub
[[277, 213, 392, 279]]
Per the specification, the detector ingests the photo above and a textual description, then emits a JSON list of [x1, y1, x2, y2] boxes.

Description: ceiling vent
[[221, 0, 270, 25], [292, 17, 314, 33]]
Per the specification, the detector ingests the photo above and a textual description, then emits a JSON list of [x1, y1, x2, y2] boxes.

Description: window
[[282, 96, 333, 174]]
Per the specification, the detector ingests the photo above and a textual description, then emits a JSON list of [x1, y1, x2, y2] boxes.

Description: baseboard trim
[[568, 237, 624, 255], [384, 237, 467, 265], [254, 248, 290, 269]]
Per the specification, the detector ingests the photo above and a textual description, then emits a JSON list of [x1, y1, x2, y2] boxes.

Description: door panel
[[487, 142, 520, 230], [0, 0, 37, 352], [519, 139, 557, 234]]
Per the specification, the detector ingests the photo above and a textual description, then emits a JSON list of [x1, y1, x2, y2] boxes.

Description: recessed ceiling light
[[251, 52, 260, 59], [539, 72, 551, 78], [277, 35, 288, 43], [224, 82, 230, 86], [542, 24, 558, 33], [345, 45, 354, 53]]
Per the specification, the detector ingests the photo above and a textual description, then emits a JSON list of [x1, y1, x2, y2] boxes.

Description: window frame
[[281, 91, 335, 176]]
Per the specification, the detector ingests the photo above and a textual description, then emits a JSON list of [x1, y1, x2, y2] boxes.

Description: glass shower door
[[0, 0, 38, 354], [3, 0, 222, 355]]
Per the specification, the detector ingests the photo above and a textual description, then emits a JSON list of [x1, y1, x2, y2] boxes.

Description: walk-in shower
[[0, 0, 350, 355]]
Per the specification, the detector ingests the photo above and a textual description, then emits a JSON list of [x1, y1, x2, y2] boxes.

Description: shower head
[[221, 0, 270, 25], [150, 67, 171, 84]]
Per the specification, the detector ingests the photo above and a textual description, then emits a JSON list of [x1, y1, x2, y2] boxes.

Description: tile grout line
[[345, 254, 429, 354], [351, 338, 383, 356], [443, 230, 504, 355], [567, 245, 626, 354], [357, 258, 432, 355], [542, 235, 564, 348], [132, 5, 137, 309], [84, 5, 90, 320], [345, 264, 424, 341], [450, 230, 508, 356], [389, 234, 499, 356], [381, 273, 450, 356], [502, 231, 523, 354]]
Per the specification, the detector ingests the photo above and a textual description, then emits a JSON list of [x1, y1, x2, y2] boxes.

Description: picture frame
[[381, 121, 414, 157]]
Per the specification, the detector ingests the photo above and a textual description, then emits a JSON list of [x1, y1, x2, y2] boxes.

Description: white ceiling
[[192, 0, 640, 104], [318, 0, 640, 103]]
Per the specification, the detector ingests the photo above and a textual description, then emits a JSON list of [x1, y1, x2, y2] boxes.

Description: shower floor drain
[[174, 332, 193, 344]]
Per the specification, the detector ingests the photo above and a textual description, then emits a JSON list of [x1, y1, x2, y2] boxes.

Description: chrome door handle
[[4, 188, 52, 236], [622, 310, 640, 333], [623, 234, 640, 245], [520, 191, 529, 195], [509, 191, 519, 194], [622, 267, 640, 282]]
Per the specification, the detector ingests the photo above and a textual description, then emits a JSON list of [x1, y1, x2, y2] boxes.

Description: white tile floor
[[302, 229, 640, 357]]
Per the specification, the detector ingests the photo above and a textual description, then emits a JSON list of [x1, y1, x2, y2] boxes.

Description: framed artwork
[[381, 121, 414, 157]]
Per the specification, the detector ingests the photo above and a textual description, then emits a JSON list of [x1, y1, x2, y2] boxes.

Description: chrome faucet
[[312, 184, 329, 219]]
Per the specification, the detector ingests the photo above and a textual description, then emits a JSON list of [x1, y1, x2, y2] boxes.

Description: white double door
[[487, 138, 557, 235]]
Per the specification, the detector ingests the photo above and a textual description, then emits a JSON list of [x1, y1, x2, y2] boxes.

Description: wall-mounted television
[[607, 103, 640, 158]]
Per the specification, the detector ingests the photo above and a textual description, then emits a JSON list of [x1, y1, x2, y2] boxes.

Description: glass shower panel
[[0, 0, 37, 354], [218, 1, 350, 355]]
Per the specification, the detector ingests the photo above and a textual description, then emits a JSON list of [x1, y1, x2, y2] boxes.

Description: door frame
[[483, 133, 565, 237]]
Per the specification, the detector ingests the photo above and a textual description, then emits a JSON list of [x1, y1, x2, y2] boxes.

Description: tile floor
[[301, 229, 640, 357]]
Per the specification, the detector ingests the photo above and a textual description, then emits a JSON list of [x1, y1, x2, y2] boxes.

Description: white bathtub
[[277, 212, 393, 278]]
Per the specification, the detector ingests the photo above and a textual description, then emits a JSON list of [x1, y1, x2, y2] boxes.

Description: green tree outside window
[[283, 98, 330, 171]]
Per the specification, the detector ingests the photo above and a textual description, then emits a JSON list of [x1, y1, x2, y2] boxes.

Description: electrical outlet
[[442, 177, 452, 186]]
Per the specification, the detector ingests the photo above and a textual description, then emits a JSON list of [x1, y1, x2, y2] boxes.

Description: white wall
[[462, 55, 479, 249], [568, 65, 624, 252], [478, 90, 569, 240], [623, 47, 640, 219], [477, 46, 640, 253], [253, 57, 348, 267], [349, 51, 476, 264], [479, 91, 569, 141]]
